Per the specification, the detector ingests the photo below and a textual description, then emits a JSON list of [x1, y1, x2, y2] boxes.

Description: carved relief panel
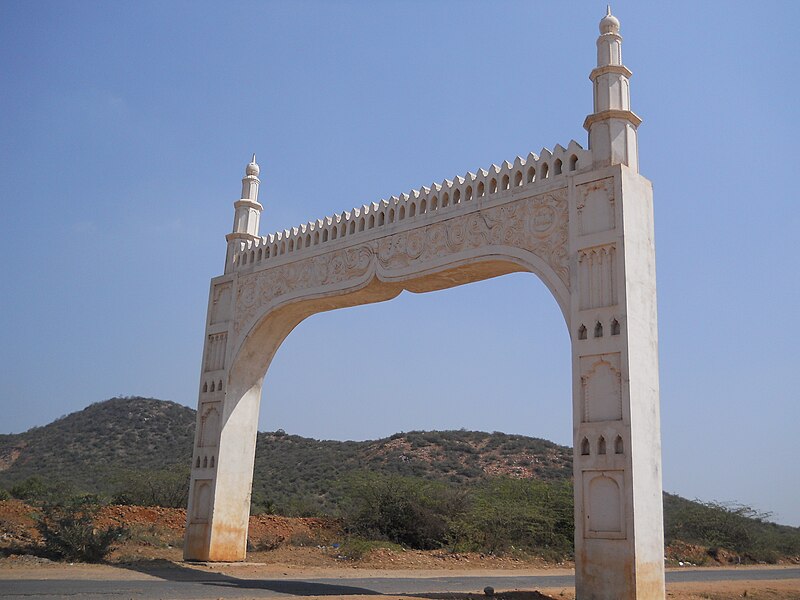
[[578, 244, 617, 310], [577, 178, 615, 235], [582, 470, 626, 539], [233, 190, 570, 339], [204, 333, 227, 372], [198, 402, 221, 448], [580, 353, 623, 422], [209, 282, 232, 325], [191, 479, 212, 523]]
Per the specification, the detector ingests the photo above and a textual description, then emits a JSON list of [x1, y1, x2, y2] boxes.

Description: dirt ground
[[1, 500, 798, 599]]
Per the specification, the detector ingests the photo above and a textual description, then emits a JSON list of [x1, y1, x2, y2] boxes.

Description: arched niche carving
[[191, 480, 212, 523], [584, 472, 624, 538], [581, 355, 623, 422], [199, 406, 220, 448]]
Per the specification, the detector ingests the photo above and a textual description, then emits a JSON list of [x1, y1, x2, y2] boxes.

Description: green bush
[[10, 476, 75, 505], [339, 472, 467, 550], [664, 495, 800, 563], [111, 466, 189, 508], [448, 478, 574, 559], [36, 496, 127, 562], [337, 473, 573, 559], [0, 488, 10, 501]]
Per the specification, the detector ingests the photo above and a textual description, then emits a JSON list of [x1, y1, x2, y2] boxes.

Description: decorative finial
[[246, 154, 260, 177], [599, 5, 620, 34]]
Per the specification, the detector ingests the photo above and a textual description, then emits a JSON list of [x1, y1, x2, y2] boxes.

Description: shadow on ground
[[115, 558, 557, 599], [116, 558, 379, 595]]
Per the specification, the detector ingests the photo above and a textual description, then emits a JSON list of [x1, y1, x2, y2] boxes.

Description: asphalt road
[[0, 568, 798, 599]]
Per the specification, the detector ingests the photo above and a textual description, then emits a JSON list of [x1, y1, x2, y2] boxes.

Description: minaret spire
[[584, 8, 641, 170], [225, 155, 263, 272]]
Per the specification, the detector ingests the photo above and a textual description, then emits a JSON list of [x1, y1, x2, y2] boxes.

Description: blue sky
[[1, 2, 798, 526]]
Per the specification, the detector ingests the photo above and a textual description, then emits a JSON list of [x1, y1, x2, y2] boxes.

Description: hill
[[1, 397, 798, 564], [0, 397, 195, 493], [0, 397, 571, 513]]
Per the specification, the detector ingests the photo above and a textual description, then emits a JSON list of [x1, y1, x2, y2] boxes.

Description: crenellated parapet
[[229, 140, 590, 272]]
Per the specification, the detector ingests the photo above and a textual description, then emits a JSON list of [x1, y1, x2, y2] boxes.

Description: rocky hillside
[[0, 397, 571, 511], [0, 398, 195, 492]]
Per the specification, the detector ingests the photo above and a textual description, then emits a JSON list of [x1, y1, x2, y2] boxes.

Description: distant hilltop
[[0, 396, 572, 512]]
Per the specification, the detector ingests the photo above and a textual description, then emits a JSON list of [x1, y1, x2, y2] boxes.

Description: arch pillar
[[569, 167, 665, 599]]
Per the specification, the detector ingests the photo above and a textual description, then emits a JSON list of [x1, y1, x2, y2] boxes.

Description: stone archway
[[184, 10, 665, 600]]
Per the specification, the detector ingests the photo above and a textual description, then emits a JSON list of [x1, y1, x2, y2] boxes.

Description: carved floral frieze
[[233, 190, 569, 337]]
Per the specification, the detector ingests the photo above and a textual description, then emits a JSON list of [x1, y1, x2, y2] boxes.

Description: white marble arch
[[184, 9, 665, 600]]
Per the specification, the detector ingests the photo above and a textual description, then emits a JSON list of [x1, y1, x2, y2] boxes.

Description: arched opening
[[358, 218, 365, 232], [615, 435, 624, 454], [489, 178, 498, 194], [477, 182, 485, 197], [569, 154, 578, 171], [578, 324, 587, 340], [322, 230, 329, 242], [465, 186, 473, 201], [331, 227, 338, 240], [368, 214, 375, 228], [527, 166, 536, 183], [420, 199, 427, 214], [514, 171, 523, 187], [431, 196, 438, 211], [442, 193, 449, 208], [594, 322, 603, 338], [409, 203, 416, 217], [389, 208, 395, 223], [349, 221, 356, 235], [541, 163, 550, 179], [399, 205, 406, 220], [251, 269, 570, 446], [207, 269, 570, 566], [598, 436, 607, 455], [501, 174, 510, 190], [581, 437, 590, 455], [453, 189, 461, 204], [554, 158, 562, 175], [378, 212, 385, 226]]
